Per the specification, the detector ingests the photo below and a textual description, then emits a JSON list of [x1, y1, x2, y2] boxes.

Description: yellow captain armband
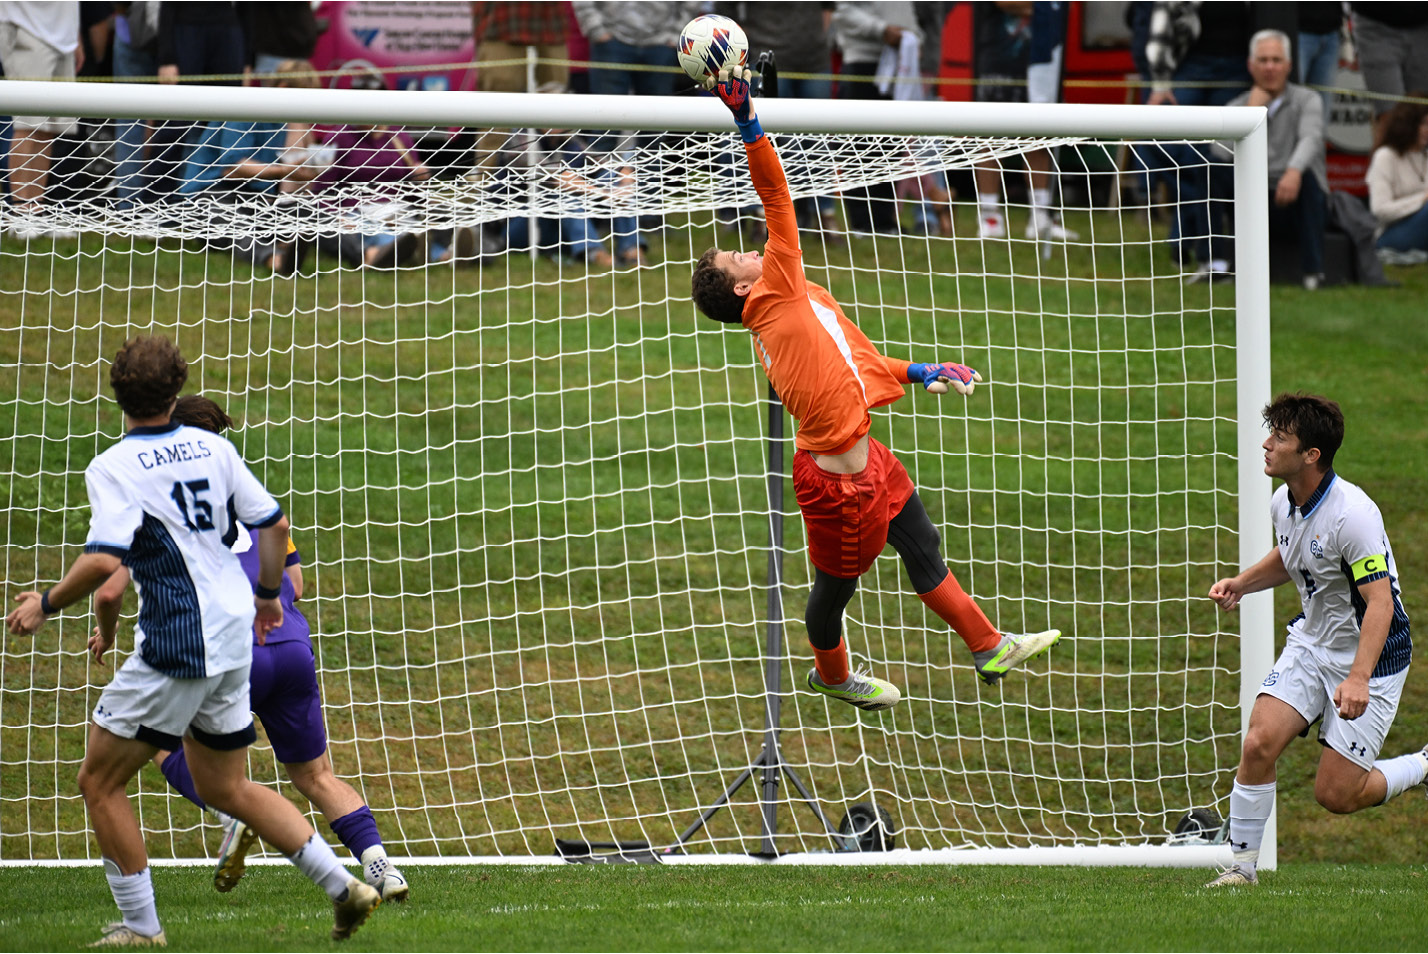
[[1351, 554, 1388, 581]]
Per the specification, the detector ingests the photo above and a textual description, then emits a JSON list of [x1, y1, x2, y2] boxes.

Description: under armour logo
[[1348, 741, 1366, 756], [1230, 839, 1248, 851]]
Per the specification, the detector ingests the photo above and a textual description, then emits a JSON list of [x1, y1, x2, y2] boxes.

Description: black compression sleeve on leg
[[804, 569, 859, 650], [887, 491, 951, 595]]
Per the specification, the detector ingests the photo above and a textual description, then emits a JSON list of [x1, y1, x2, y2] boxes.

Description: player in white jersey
[[1206, 393, 1424, 887], [5, 336, 380, 945]]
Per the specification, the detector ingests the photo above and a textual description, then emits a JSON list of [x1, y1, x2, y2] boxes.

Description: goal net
[[0, 84, 1272, 866]]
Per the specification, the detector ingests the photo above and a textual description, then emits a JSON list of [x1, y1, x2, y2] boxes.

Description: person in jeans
[[110, 2, 159, 211], [1365, 101, 1428, 263], [1297, 2, 1343, 117], [1146, 2, 1254, 279]]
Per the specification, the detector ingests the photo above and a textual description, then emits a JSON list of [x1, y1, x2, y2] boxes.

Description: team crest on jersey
[[1310, 538, 1324, 559]]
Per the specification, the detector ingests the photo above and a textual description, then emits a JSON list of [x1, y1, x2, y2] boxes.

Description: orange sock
[[812, 639, 850, 685], [920, 572, 1000, 652]]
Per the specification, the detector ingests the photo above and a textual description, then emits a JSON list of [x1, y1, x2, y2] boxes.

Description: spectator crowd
[[0, 0, 1424, 284]]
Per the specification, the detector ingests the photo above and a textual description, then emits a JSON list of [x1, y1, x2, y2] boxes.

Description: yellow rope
[[11, 54, 1425, 106]]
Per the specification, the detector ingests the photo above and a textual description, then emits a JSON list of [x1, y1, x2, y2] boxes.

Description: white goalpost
[[0, 81, 1272, 868]]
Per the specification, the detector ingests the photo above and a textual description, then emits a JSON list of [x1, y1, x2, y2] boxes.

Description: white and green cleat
[[972, 630, 1061, 685], [1204, 863, 1258, 888], [807, 668, 901, 711], [362, 845, 410, 903]]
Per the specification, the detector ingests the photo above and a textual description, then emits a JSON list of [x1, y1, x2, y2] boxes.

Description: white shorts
[[93, 654, 256, 751], [1258, 641, 1408, 770], [0, 22, 77, 133], [1026, 45, 1064, 106]]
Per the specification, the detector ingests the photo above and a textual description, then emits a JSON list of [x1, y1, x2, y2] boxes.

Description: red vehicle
[[937, 1, 1135, 105]]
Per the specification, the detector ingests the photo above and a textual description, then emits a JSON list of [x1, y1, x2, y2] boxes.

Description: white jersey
[[1272, 469, 1411, 678], [84, 422, 282, 679]]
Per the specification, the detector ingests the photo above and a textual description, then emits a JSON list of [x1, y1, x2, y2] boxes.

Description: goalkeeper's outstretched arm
[[705, 69, 799, 251], [883, 358, 984, 396]]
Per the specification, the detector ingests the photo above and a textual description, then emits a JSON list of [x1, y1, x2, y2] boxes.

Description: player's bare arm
[[90, 566, 132, 664], [1209, 546, 1291, 612], [1333, 575, 1395, 719], [6, 550, 123, 637], [253, 516, 291, 642]]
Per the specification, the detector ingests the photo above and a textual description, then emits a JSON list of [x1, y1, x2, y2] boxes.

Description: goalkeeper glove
[[909, 362, 983, 396], [704, 67, 763, 143]]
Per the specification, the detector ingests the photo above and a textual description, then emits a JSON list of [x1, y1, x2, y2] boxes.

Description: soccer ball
[[677, 15, 749, 85]]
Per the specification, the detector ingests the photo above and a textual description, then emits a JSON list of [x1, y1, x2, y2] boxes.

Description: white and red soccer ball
[[677, 15, 749, 85]]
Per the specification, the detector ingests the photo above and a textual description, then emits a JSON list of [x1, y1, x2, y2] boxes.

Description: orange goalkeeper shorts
[[792, 436, 915, 579]]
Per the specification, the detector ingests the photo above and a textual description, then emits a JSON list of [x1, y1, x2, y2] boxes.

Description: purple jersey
[[311, 125, 423, 210], [234, 528, 311, 646]]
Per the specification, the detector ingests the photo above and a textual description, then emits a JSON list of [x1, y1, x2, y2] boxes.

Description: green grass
[[2, 863, 1426, 951], [1, 192, 1426, 871]]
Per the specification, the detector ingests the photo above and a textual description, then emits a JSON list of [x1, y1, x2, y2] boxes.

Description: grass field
[[2, 155, 1427, 909], [3, 862, 1427, 951]]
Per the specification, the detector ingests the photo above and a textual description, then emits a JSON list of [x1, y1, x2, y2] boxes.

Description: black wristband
[[254, 582, 282, 600], [39, 588, 58, 615]]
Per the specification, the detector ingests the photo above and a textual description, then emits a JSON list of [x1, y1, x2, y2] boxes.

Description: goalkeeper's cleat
[[807, 668, 901, 711], [1204, 863, 1258, 888], [88, 922, 167, 948], [332, 878, 381, 940], [1025, 217, 1079, 241], [972, 630, 1061, 685], [213, 814, 259, 893], [362, 845, 410, 903]]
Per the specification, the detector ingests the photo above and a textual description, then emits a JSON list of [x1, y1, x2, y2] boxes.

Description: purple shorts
[[249, 639, 327, 764]]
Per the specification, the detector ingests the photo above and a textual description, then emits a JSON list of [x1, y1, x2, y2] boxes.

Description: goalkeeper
[[690, 69, 1060, 710]]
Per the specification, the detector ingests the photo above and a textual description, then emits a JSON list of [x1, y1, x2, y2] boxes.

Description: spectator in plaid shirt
[[472, 1, 569, 93], [471, 3, 569, 171]]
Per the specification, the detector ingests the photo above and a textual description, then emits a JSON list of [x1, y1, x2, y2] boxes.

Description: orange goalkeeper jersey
[[740, 136, 909, 455]]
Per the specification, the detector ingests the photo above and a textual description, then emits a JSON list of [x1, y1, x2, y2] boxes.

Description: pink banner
[[311, 1, 477, 92]]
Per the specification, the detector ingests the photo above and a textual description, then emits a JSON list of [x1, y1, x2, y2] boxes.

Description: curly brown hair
[[690, 247, 746, 324], [1380, 99, 1428, 155], [1263, 392, 1344, 470], [110, 335, 188, 420], [171, 394, 233, 435]]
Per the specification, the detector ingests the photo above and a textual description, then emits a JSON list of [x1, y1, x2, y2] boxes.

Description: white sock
[[361, 844, 391, 885], [1209, 258, 1230, 272], [1373, 749, 1428, 803], [1031, 187, 1053, 223], [977, 192, 1001, 214], [103, 858, 162, 937], [289, 833, 352, 900], [1227, 779, 1275, 867]]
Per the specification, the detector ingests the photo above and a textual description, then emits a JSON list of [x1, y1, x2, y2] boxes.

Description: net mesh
[[0, 113, 1242, 861]]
